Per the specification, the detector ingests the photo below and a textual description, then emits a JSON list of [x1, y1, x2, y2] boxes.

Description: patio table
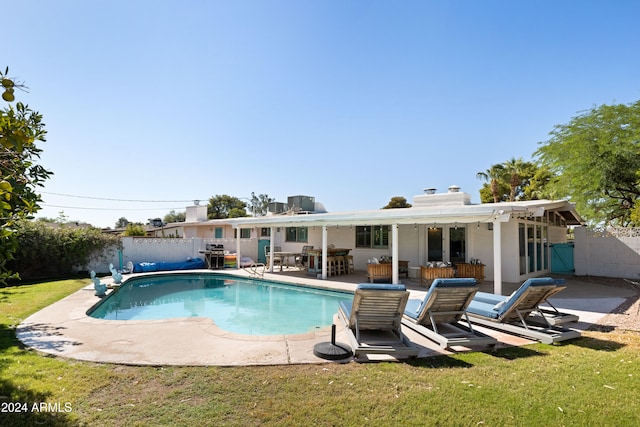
[[272, 252, 300, 270]]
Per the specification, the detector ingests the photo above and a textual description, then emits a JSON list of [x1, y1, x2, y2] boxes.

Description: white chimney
[[186, 205, 207, 222], [412, 186, 471, 207]]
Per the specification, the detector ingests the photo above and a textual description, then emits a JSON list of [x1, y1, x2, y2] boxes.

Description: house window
[[260, 228, 271, 237], [285, 227, 308, 242], [355, 225, 389, 248], [214, 227, 223, 239], [240, 228, 251, 239]]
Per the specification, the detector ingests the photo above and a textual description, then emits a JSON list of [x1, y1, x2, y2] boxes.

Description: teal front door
[[258, 240, 270, 264]]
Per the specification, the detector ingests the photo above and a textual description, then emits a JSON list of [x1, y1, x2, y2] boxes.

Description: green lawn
[[1, 280, 639, 426]]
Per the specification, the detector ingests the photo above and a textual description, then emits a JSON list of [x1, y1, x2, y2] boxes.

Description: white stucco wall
[[466, 223, 495, 279], [574, 226, 640, 280], [496, 221, 519, 283]]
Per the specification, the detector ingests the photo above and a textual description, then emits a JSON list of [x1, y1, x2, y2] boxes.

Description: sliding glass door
[[427, 227, 443, 261], [426, 226, 466, 263], [449, 227, 466, 263]]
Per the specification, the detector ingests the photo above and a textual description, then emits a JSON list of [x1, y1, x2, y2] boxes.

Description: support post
[[269, 228, 275, 273], [322, 226, 328, 280], [493, 220, 502, 295], [236, 228, 241, 269], [392, 223, 399, 284]]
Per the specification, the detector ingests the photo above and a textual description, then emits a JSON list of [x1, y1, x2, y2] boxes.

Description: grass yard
[[1, 279, 639, 426]]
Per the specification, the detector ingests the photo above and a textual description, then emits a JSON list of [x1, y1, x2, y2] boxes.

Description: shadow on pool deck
[[16, 269, 635, 366]]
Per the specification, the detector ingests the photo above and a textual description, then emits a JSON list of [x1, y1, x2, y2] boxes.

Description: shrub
[[123, 223, 146, 236], [6, 220, 121, 281]]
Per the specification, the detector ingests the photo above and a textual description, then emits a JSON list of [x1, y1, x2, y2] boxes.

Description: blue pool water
[[88, 273, 352, 336]]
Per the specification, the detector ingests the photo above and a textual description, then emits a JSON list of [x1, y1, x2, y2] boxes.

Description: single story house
[[171, 186, 583, 294]]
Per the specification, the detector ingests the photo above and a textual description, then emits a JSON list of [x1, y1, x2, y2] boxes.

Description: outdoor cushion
[[133, 258, 206, 273], [467, 299, 500, 319], [495, 278, 556, 316], [468, 277, 559, 319], [470, 292, 504, 305], [357, 283, 406, 291], [404, 278, 478, 320]]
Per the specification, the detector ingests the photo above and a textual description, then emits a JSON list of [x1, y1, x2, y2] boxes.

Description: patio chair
[[402, 278, 497, 349], [296, 245, 313, 267], [467, 278, 581, 344], [338, 283, 419, 359], [265, 246, 282, 271]]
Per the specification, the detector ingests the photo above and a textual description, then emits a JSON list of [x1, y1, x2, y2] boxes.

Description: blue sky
[[5, 1, 640, 228]]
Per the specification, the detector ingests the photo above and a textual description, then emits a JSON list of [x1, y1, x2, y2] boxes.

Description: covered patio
[[227, 189, 583, 295]]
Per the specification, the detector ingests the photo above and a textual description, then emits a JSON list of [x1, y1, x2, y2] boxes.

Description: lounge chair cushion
[[492, 291, 516, 311], [404, 278, 478, 320], [467, 299, 501, 319], [357, 283, 406, 291], [338, 300, 354, 319], [468, 277, 559, 319], [404, 299, 423, 317]]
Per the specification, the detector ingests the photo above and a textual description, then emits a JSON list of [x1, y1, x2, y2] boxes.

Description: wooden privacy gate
[[550, 242, 575, 274]]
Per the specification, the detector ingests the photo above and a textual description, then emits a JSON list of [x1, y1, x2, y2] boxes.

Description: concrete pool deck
[[16, 270, 637, 366]]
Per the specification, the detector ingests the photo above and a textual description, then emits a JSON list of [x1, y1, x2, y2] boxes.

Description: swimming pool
[[88, 273, 352, 336]]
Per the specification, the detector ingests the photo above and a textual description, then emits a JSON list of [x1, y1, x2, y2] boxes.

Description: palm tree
[[477, 164, 505, 203], [503, 157, 527, 201]]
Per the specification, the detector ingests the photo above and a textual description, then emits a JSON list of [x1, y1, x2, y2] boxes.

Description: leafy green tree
[[115, 217, 129, 228], [535, 100, 640, 225], [207, 195, 248, 219], [163, 210, 185, 223], [382, 196, 412, 209], [1, 68, 52, 283], [631, 179, 640, 225], [249, 192, 274, 216]]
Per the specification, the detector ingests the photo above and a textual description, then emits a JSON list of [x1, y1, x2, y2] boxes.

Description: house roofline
[[222, 200, 583, 228]]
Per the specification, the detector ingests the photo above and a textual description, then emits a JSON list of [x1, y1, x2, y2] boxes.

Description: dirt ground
[[579, 276, 640, 332]]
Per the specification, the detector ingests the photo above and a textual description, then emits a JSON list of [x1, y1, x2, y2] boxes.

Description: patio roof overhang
[[225, 200, 583, 229]]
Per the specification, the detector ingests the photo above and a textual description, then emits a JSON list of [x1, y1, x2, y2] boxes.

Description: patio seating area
[[305, 248, 355, 277]]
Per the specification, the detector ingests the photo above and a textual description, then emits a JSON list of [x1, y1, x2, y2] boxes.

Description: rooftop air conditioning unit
[[288, 195, 315, 212], [268, 202, 287, 214]]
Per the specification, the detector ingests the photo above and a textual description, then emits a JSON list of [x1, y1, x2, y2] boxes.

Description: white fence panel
[[121, 237, 202, 265], [87, 237, 261, 274], [574, 226, 640, 280]]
